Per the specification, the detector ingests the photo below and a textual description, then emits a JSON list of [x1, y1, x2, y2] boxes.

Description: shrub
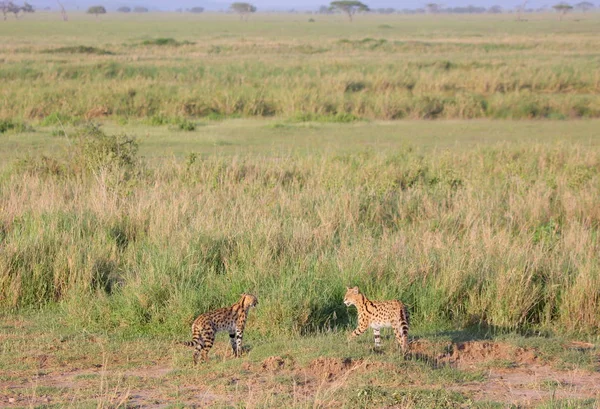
[[71, 123, 139, 177], [141, 38, 194, 46], [176, 119, 196, 131], [87, 5, 106, 16], [0, 119, 30, 134], [42, 46, 114, 55]]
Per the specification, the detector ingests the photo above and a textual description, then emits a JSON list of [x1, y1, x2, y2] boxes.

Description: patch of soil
[[449, 341, 538, 367], [261, 356, 286, 371], [85, 106, 111, 119], [308, 357, 355, 380], [451, 364, 600, 406], [409, 340, 538, 368], [2, 337, 598, 408]]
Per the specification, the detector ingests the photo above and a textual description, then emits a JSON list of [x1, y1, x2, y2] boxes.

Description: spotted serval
[[344, 286, 409, 354], [182, 293, 258, 364]]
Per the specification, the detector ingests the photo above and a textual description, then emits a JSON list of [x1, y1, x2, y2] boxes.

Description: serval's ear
[[352, 286, 359, 294]]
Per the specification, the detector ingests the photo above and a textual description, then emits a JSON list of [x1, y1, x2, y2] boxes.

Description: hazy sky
[[33, 0, 555, 11]]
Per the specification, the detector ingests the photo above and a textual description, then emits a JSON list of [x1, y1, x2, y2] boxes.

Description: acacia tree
[[188, 6, 204, 13], [329, 1, 369, 21], [0, 2, 11, 20], [0, 1, 26, 19], [553, 2, 573, 20], [133, 6, 148, 12], [230, 2, 256, 20], [117, 6, 131, 12], [87, 5, 106, 18], [574, 1, 594, 11]]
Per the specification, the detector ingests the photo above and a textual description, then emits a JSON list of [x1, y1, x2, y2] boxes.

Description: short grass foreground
[[0, 119, 599, 407], [1, 312, 599, 408]]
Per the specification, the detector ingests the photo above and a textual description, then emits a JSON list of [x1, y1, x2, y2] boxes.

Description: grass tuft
[[43, 46, 115, 55]]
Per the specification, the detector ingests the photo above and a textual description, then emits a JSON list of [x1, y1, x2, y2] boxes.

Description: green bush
[[0, 119, 30, 134], [43, 46, 114, 55], [73, 123, 139, 175], [141, 38, 195, 47]]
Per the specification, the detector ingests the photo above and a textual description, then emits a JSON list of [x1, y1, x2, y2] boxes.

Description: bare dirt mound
[[449, 341, 538, 367], [309, 357, 354, 380], [409, 340, 539, 368], [261, 356, 288, 372]]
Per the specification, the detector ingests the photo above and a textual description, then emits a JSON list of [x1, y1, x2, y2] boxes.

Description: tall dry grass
[[1, 130, 598, 336]]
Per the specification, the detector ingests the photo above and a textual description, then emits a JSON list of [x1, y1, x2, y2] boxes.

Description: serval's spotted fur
[[182, 293, 258, 364], [344, 286, 409, 354]]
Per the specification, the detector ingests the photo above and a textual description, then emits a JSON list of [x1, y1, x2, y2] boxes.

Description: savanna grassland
[[1, 11, 600, 409], [1, 12, 600, 122]]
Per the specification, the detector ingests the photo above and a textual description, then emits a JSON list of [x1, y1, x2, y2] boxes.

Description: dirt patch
[[409, 340, 538, 368], [452, 364, 600, 405], [261, 356, 286, 372], [449, 341, 538, 367], [308, 357, 356, 380], [2, 336, 598, 408], [85, 106, 111, 119]]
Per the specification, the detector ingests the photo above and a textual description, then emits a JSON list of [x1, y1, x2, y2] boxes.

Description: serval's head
[[240, 293, 258, 309], [344, 286, 361, 307]]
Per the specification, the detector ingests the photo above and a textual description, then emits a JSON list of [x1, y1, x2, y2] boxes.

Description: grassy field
[[1, 12, 600, 122], [1, 11, 600, 409]]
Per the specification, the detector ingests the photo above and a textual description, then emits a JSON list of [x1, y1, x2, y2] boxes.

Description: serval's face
[[344, 286, 360, 307], [241, 293, 258, 309]]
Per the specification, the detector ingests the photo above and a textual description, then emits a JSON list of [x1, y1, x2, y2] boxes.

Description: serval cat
[[344, 286, 409, 354], [182, 293, 258, 364]]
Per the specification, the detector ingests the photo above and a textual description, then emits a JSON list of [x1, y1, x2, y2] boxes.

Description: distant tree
[[22, 1, 33, 13], [56, 0, 67, 20], [516, 0, 528, 21], [0, 1, 22, 19], [87, 5, 106, 18], [230, 2, 256, 20], [488, 5, 503, 13], [574, 1, 594, 11], [0, 2, 9, 20], [117, 6, 131, 12], [425, 2, 441, 13], [318, 5, 332, 13], [447, 5, 486, 13], [188, 6, 204, 13], [133, 6, 148, 12], [553, 2, 573, 19], [329, 1, 369, 21], [376, 7, 395, 14]]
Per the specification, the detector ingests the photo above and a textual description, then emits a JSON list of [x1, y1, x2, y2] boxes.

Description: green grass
[[2, 119, 600, 164]]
